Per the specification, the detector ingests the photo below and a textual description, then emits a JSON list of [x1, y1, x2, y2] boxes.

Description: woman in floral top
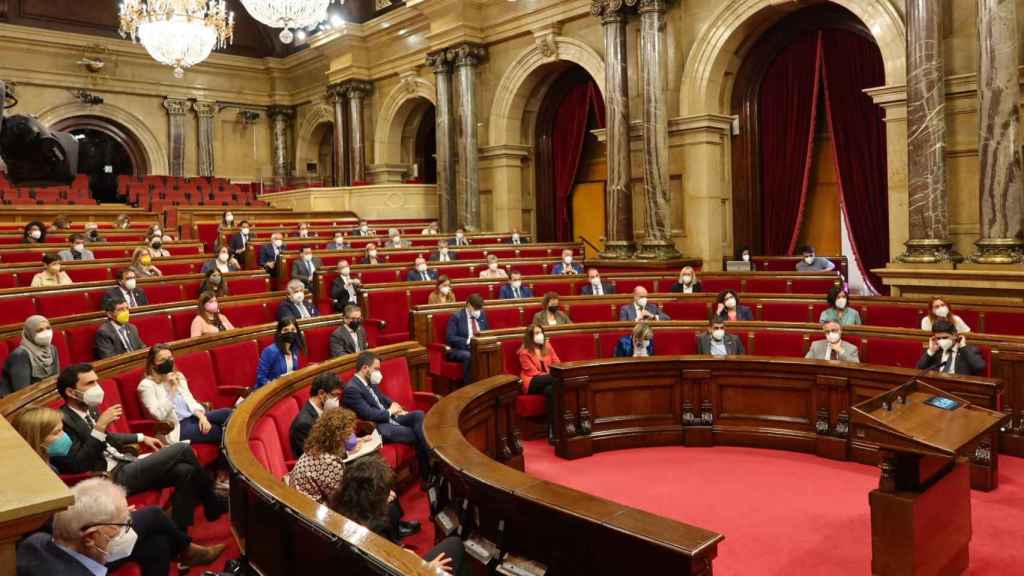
[[287, 407, 360, 504]]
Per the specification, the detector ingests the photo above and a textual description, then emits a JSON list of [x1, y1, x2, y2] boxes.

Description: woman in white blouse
[[137, 344, 232, 444]]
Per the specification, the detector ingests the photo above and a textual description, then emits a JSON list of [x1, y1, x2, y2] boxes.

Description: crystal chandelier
[[240, 0, 340, 44], [119, 0, 235, 79]]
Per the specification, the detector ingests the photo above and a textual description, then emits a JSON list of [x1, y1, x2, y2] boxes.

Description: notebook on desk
[[725, 260, 752, 272]]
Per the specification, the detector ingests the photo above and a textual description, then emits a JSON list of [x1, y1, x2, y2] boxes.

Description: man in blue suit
[[618, 286, 670, 321], [343, 351, 430, 481], [498, 270, 533, 299], [259, 232, 285, 276], [551, 248, 582, 275], [405, 256, 438, 282], [277, 279, 319, 321], [445, 293, 489, 382], [580, 268, 614, 295]]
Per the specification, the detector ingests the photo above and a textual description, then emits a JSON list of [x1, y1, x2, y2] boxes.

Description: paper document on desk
[[343, 430, 382, 463]]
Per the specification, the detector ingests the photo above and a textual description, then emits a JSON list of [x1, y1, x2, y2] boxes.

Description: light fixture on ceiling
[[240, 0, 343, 44], [119, 0, 234, 79]]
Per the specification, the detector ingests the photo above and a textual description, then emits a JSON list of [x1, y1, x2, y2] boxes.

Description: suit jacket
[[330, 325, 368, 357], [448, 237, 471, 246], [445, 309, 490, 351], [331, 276, 361, 311], [201, 259, 240, 275], [618, 303, 670, 321], [103, 286, 149, 308], [289, 401, 319, 458], [255, 343, 301, 389], [670, 281, 703, 293], [259, 243, 283, 268], [613, 336, 655, 358], [428, 250, 458, 262], [326, 241, 347, 250], [406, 269, 438, 282], [715, 305, 754, 322], [806, 340, 859, 362], [291, 257, 324, 286], [580, 282, 614, 296], [499, 283, 534, 299], [51, 404, 137, 474], [56, 248, 94, 261], [551, 262, 583, 275], [343, 375, 397, 427], [276, 299, 319, 322], [916, 346, 986, 376], [94, 321, 145, 360], [696, 332, 746, 356], [229, 232, 249, 255], [16, 532, 96, 576]]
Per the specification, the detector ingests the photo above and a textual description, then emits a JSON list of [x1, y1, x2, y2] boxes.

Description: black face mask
[[547, 305, 559, 313], [279, 332, 299, 346], [348, 319, 362, 331], [151, 241, 162, 250], [154, 358, 175, 375]]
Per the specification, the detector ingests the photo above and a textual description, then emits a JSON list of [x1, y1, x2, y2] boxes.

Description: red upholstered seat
[[485, 307, 522, 330], [744, 278, 789, 293], [250, 418, 288, 478], [791, 277, 841, 294], [529, 281, 573, 296], [114, 367, 147, 426], [169, 310, 194, 340], [302, 325, 334, 363], [516, 394, 546, 418], [452, 283, 488, 302], [379, 357, 415, 408], [862, 304, 924, 328], [954, 310, 981, 332], [761, 302, 813, 323], [211, 340, 260, 395], [67, 267, 111, 283], [662, 301, 711, 321], [228, 276, 270, 295], [515, 263, 546, 276], [359, 269, 401, 284], [0, 296, 35, 325], [133, 314, 174, 346], [612, 279, 656, 295], [177, 350, 235, 409], [158, 263, 195, 276], [750, 331, 806, 357], [64, 324, 99, 363], [980, 310, 1024, 336], [548, 333, 596, 361], [501, 340, 520, 375], [568, 303, 617, 323], [222, 302, 272, 328], [144, 284, 184, 305], [864, 337, 924, 369], [410, 286, 433, 307], [700, 278, 742, 294], [656, 329, 698, 355], [265, 400, 301, 462], [598, 332, 630, 357], [365, 290, 409, 344], [378, 443, 415, 470]]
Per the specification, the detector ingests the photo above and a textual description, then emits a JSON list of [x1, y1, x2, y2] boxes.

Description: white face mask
[[804, 256, 815, 264], [590, 277, 601, 285], [440, 285, 451, 295], [711, 329, 724, 341], [934, 306, 949, 318], [511, 280, 522, 289], [470, 308, 481, 319], [835, 298, 847, 309], [392, 237, 401, 244], [636, 297, 648, 309], [416, 263, 427, 272], [300, 229, 309, 237], [34, 329, 53, 347], [335, 237, 344, 244], [440, 248, 449, 255], [218, 253, 229, 262], [303, 254, 313, 263], [324, 396, 341, 411], [456, 232, 464, 239], [533, 333, 545, 345], [291, 291, 305, 303], [937, 337, 954, 351], [241, 228, 250, 236], [512, 233, 520, 240], [124, 279, 136, 291], [79, 385, 105, 408], [153, 229, 162, 237], [563, 256, 573, 264], [488, 262, 498, 271], [97, 527, 138, 563], [29, 229, 41, 239], [635, 342, 650, 356], [826, 331, 841, 344], [724, 297, 737, 309], [272, 239, 283, 248], [340, 267, 351, 276], [73, 244, 85, 252], [681, 275, 692, 285], [370, 369, 383, 385], [225, 214, 234, 222], [741, 254, 750, 262], [368, 250, 378, 258], [360, 225, 368, 232]]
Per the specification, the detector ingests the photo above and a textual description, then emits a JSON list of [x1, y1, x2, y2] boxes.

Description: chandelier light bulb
[[279, 28, 294, 43], [119, 0, 234, 78], [240, 0, 335, 44]]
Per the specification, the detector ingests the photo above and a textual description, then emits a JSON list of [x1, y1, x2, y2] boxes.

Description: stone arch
[[488, 36, 606, 148], [36, 101, 167, 174], [680, 0, 905, 115], [373, 77, 436, 164], [294, 101, 335, 168]]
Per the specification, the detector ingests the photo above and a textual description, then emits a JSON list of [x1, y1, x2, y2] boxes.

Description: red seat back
[[145, 284, 184, 305], [302, 325, 334, 363], [501, 340, 521, 375], [97, 378, 132, 435], [612, 279, 656, 295], [548, 333, 596, 361], [700, 277, 742, 294], [227, 276, 270, 296], [791, 277, 840, 294], [250, 417, 288, 478], [452, 284, 487, 302], [0, 297, 36, 325], [485, 307, 522, 330], [64, 324, 99, 363], [379, 357, 414, 409], [744, 278, 789, 294], [115, 367, 147, 423], [35, 292, 92, 319], [862, 304, 923, 329], [656, 329, 699, 355], [981, 310, 1024, 336], [760, 302, 813, 323], [529, 281, 573, 297], [431, 311, 453, 345], [67, 267, 112, 283], [211, 340, 260, 394], [567, 303, 616, 323], [864, 337, 924, 369], [265, 400, 301, 462], [750, 330, 806, 357], [221, 302, 273, 328], [133, 314, 173, 346], [175, 350, 227, 407], [662, 301, 711, 321], [598, 332, 630, 357]]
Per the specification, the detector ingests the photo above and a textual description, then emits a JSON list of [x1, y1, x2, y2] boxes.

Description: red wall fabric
[[820, 30, 889, 294], [759, 32, 823, 255], [551, 82, 604, 243]]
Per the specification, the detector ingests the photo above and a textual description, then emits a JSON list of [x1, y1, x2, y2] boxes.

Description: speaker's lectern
[[851, 380, 1008, 576]]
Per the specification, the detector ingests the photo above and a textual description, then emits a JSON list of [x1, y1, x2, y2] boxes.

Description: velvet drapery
[[551, 81, 605, 242]]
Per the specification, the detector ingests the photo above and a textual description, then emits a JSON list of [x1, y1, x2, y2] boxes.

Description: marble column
[[163, 98, 190, 177], [972, 0, 1024, 264], [427, 50, 458, 232], [635, 0, 680, 259], [328, 84, 349, 187], [193, 101, 217, 178], [342, 80, 373, 185], [591, 0, 635, 258], [897, 0, 958, 263], [267, 105, 295, 189], [450, 43, 486, 232]]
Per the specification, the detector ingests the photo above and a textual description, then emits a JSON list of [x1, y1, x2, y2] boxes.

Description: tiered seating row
[[0, 240, 203, 264], [0, 174, 94, 205], [119, 175, 268, 209]]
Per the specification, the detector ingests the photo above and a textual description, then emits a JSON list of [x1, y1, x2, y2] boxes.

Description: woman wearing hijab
[[0, 315, 60, 396]]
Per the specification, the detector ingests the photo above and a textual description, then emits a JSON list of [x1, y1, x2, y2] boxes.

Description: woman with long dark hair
[[254, 317, 304, 389]]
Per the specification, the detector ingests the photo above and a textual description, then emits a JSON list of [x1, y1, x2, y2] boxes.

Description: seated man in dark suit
[[406, 256, 438, 282], [331, 259, 362, 312], [696, 317, 745, 356], [259, 232, 286, 276], [277, 279, 319, 321], [343, 351, 430, 482], [498, 269, 533, 299], [618, 286, 670, 321], [429, 240, 457, 262], [330, 304, 369, 357], [17, 477, 224, 576], [51, 364, 224, 531], [103, 268, 148, 309], [917, 319, 986, 376], [229, 220, 251, 266], [290, 245, 323, 290], [326, 231, 348, 250], [354, 219, 374, 236], [444, 294, 489, 383], [94, 298, 146, 360], [448, 228, 470, 246], [289, 372, 344, 458], [580, 268, 614, 295], [551, 248, 583, 275]]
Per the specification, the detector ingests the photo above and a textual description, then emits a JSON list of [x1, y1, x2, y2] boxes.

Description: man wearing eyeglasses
[[16, 478, 224, 575]]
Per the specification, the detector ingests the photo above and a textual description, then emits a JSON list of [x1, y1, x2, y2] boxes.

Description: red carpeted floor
[[522, 441, 1024, 576]]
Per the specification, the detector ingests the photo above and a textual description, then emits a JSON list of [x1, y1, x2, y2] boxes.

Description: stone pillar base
[[635, 239, 681, 260], [896, 239, 962, 264], [599, 240, 636, 259], [969, 238, 1024, 265]]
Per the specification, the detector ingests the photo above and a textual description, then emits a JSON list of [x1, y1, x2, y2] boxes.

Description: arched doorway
[[52, 116, 146, 203], [730, 4, 888, 292], [396, 98, 436, 183], [534, 65, 604, 244], [309, 122, 336, 186]]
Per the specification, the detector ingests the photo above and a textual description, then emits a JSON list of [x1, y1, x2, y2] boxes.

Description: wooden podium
[[851, 380, 1008, 576]]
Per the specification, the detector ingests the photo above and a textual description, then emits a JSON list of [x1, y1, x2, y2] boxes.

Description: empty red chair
[[612, 279, 656, 295], [228, 276, 270, 295], [221, 302, 273, 328], [598, 331, 631, 357], [133, 314, 175, 346], [63, 324, 100, 363], [662, 300, 711, 321], [144, 284, 184, 305], [250, 418, 288, 478], [791, 277, 841, 294], [980, 310, 1024, 337], [760, 302, 813, 323], [529, 280, 573, 297], [483, 307, 521, 330], [169, 310, 195, 340], [365, 291, 409, 344], [302, 325, 334, 363], [567, 303, 616, 323], [176, 350, 238, 409], [744, 278, 789, 293], [864, 337, 925, 369], [750, 330, 806, 357], [211, 340, 260, 397], [452, 283, 488, 302], [66, 267, 112, 283], [862, 304, 923, 329], [265, 400, 301, 464], [0, 296, 36, 325], [656, 329, 699, 355], [700, 277, 742, 294], [36, 292, 92, 319], [548, 333, 596, 361]]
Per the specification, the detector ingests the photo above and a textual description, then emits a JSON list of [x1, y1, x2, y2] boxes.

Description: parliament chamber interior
[[0, 1, 1022, 575]]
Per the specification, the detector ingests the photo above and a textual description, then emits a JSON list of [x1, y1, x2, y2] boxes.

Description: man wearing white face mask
[[697, 318, 745, 357], [343, 351, 431, 483], [444, 294, 490, 383], [917, 320, 986, 376], [478, 254, 509, 279], [806, 320, 859, 362], [795, 245, 836, 272], [331, 260, 362, 311], [581, 268, 614, 295], [406, 256, 438, 282], [17, 477, 225, 576], [277, 280, 320, 322], [551, 249, 583, 275], [290, 372, 345, 458], [429, 240, 458, 262], [290, 246, 323, 290], [58, 233, 95, 261], [619, 286, 670, 321], [259, 233, 286, 276], [448, 228, 470, 246], [104, 269, 148, 309], [499, 269, 534, 299]]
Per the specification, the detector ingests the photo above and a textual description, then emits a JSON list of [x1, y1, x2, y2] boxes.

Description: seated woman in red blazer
[[518, 323, 561, 445]]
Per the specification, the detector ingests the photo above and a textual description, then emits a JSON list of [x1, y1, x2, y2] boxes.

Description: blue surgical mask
[[345, 433, 359, 451], [47, 432, 72, 458]]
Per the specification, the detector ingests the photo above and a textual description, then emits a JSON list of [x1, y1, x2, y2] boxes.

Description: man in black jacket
[[51, 364, 224, 531], [331, 259, 362, 312], [330, 304, 369, 357], [229, 220, 251, 267], [289, 372, 344, 458], [917, 319, 987, 376], [94, 298, 146, 360], [103, 268, 148, 309]]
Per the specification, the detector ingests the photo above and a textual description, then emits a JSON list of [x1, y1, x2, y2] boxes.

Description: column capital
[[193, 101, 217, 118], [635, 0, 668, 14], [448, 43, 486, 68], [163, 97, 191, 115], [340, 79, 374, 99], [591, 0, 631, 23], [266, 105, 296, 120], [425, 49, 452, 75]]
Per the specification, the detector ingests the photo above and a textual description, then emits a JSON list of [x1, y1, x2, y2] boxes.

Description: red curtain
[[821, 30, 889, 294], [759, 32, 823, 255], [552, 82, 605, 242]]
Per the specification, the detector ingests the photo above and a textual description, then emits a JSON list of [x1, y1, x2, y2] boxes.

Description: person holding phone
[[916, 319, 986, 376]]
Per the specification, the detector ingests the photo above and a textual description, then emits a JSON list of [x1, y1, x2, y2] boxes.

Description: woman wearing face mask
[[255, 318, 304, 389], [190, 292, 235, 337], [921, 297, 971, 334], [478, 254, 508, 279], [428, 275, 456, 304], [518, 324, 561, 444], [1, 315, 60, 397], [201, 247, 241, 274], [361, 243, 381, 265], [531, 292, 571, 327], [819, 286, 861, 326], [11, 406, 67, 470], [714, 290, 753, 321], [130, 247, 162, 278], [286, 407, 363, 504], [116, 213, 132, 229], [22, 220, 47, 244], [31, 253, 74, 287], [146, 235, 171, 259], [614, 322, 655, 357], [147, 224, 173, 243], [199, 267, 228, 298], [737, 247, 756, 270], [670, 266, 703, 293], [138, 344, 233, 445]]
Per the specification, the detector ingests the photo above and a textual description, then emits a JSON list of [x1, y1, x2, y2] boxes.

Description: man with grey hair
[[17, 478, 224, 575], [277, 278, 319, 321], [259, 232, 286, 276], [386, 228, 409, 248], [806, 320, 860, 362]]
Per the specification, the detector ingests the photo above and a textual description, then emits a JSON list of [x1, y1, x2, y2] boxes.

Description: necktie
[[829, 347, 836, 361], [118, 327, 132, 351], [73, 252, 81, 261], [298, 304, 310, 319], [513, 287, 520, 299], [471, 316, 479, 337], [596, 285, 602, 295], [422, 272, 428, 281], [126, 290, 137, 308]]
